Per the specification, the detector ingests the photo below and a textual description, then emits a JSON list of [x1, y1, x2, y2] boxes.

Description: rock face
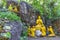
[[6, 0, 18, 7], [5, 21, 23, 40], [19, 1, 40, 25], [0, 21, 23, 40], [53, 19, 60, 35]]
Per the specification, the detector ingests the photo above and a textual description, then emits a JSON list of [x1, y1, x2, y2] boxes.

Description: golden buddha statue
[[41, 25, 46, 36], [48, 26, 56, 36], [28, 26, 36, 37], [8, 4, 13, 11], [36, 16, 46, 36], [13, 6, 18, 12], [36, 16, 43, 25]]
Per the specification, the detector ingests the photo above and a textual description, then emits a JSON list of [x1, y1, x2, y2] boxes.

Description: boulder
[[19, 1, 40, 25]]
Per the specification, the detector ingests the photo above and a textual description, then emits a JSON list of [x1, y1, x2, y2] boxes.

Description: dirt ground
[[28, 36, 60, 40]]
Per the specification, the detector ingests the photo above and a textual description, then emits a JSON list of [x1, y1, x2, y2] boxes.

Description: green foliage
[[0, 0, 6, 7], [4, 32, 11, 38], [23, 0, 60, 20], [0, 11, 21, 21], [1, 32, 11, 38], [2, 0, 6, 6]]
